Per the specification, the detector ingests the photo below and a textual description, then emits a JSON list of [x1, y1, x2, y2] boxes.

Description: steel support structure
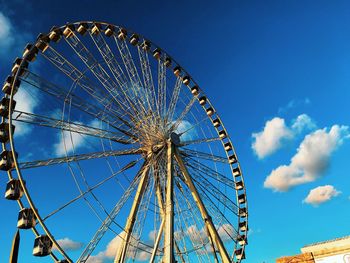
[[174, 148, 231, 263], [114, 165, 150, 263], [163, 140, 175, 263]]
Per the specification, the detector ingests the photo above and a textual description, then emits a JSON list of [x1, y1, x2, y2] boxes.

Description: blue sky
[[0, 0, 350, 262]]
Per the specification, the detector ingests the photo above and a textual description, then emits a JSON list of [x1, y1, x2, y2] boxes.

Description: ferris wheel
[[2, 21, 248, 262]]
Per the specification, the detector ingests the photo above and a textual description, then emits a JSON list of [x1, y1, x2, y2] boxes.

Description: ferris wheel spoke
[[170, 96, 197, 131], [174, 148, 231, 263], [63, 31, 134, 115], [88, 29, 142, 118], [173, 185, 209, 262], [179, 136, 221, 147], [19, 148, 141, 169], [19, 70, 136, 135], [158, 55, 167, 117], [174, 177, 212, 260], [12, 110, 134, 144], [77, 162, 149, 263], [195, 182, 239, 241], [138, 46, 157, 113], [113, 35, 149, 117], [192, 174, 239, 217], [42, 159, 140, 221], [193, 175, 238, 215], [166, 77, 182, 123], [42, 46, 127, 115], [184, 157, 235, 188], [180, 148, 230, 164]]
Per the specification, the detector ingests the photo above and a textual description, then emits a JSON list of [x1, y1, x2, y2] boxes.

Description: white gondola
[[239, 207, 247, 217], [2, 76, 20, 96], [141, 40, 151, 51], [191, 85, 199, 95], [173, 66, 181, 76], [235, 248, 245, 260], [117, 28, 127, 40], [232, 167, 241, 177], [0, 97, 16, 117], [17, 208, 36, 229], [91, 23, 101, 35], [228, 154, 236, 164], [48, 26, 62, 42], [239, 221, 247, 232], [11, 57, 28, 77], [212, 118, 220, 127], [238, 235, 247, 246], [238, 193, 246, 204], [104, 24, 115, 37], [63, 24, 75, 38], [164, 57, 172, 67], [23, 44, 38, 62], [235, 181, 244, 190], [224, 142, 232, 151], [35, 34, 50, 53], [77, 23, 88, 35], [0, 122, 15, 143], [0, 150, 18, 171], [198, 96, 206, 106], [130, 34, 139, 46], [33, 235, 53, 257], [182, 75, 190, 85], [218, 130, 227, 139], [5, 179, 24, 200], [153, 48, 161, 60], [206, 107, 214, 116]]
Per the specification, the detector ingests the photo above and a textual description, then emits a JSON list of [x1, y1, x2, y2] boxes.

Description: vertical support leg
[[163, 140, 174, 263], [114, 166, 150, 263], [174, 149, 231, 263], [9, 230, 20, 263]]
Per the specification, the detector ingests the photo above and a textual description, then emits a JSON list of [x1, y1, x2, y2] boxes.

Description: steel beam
[[174, 149, 231, 263], [114, 165, 150, 262], [163, 141, 175, 263]]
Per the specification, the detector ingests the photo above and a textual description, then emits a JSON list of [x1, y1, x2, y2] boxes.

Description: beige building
[[276, 236, 350, 263]]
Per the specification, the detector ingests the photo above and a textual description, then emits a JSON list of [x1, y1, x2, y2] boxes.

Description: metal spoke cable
[[19, 148, 141, 169]]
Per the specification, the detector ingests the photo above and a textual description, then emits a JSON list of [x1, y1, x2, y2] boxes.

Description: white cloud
[[264, 125, 349, 191], [278, 98, 311, 114], [87, 232, 151, 262], [53, 237, 83, 251], [13, 84, 40, 136], [54, 128, 86, 156], [175, 120, 197, 141], [252, 114, 317, 159], [252, 117, 293, 159], [0, 11, 32, 60], [291, 114, 316, 133], [0, 12, 15, 54], [303, 185, 341, 206]]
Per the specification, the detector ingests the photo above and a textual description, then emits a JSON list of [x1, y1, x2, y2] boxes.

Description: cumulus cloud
[[87, 232, 151, 262], [252, 117, 293, 158], [252, 114, 316, 159], [53, 237, 83, 251], [264, 125, 349, 191], [278, 98, 311, 114], [303, 185, 341, 206], [0, 11, 32, 60], [13, 84, 40, 136], [54, 128, 86, 156], [53, 119, 100, 156], [291, 114, 316, 133]]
